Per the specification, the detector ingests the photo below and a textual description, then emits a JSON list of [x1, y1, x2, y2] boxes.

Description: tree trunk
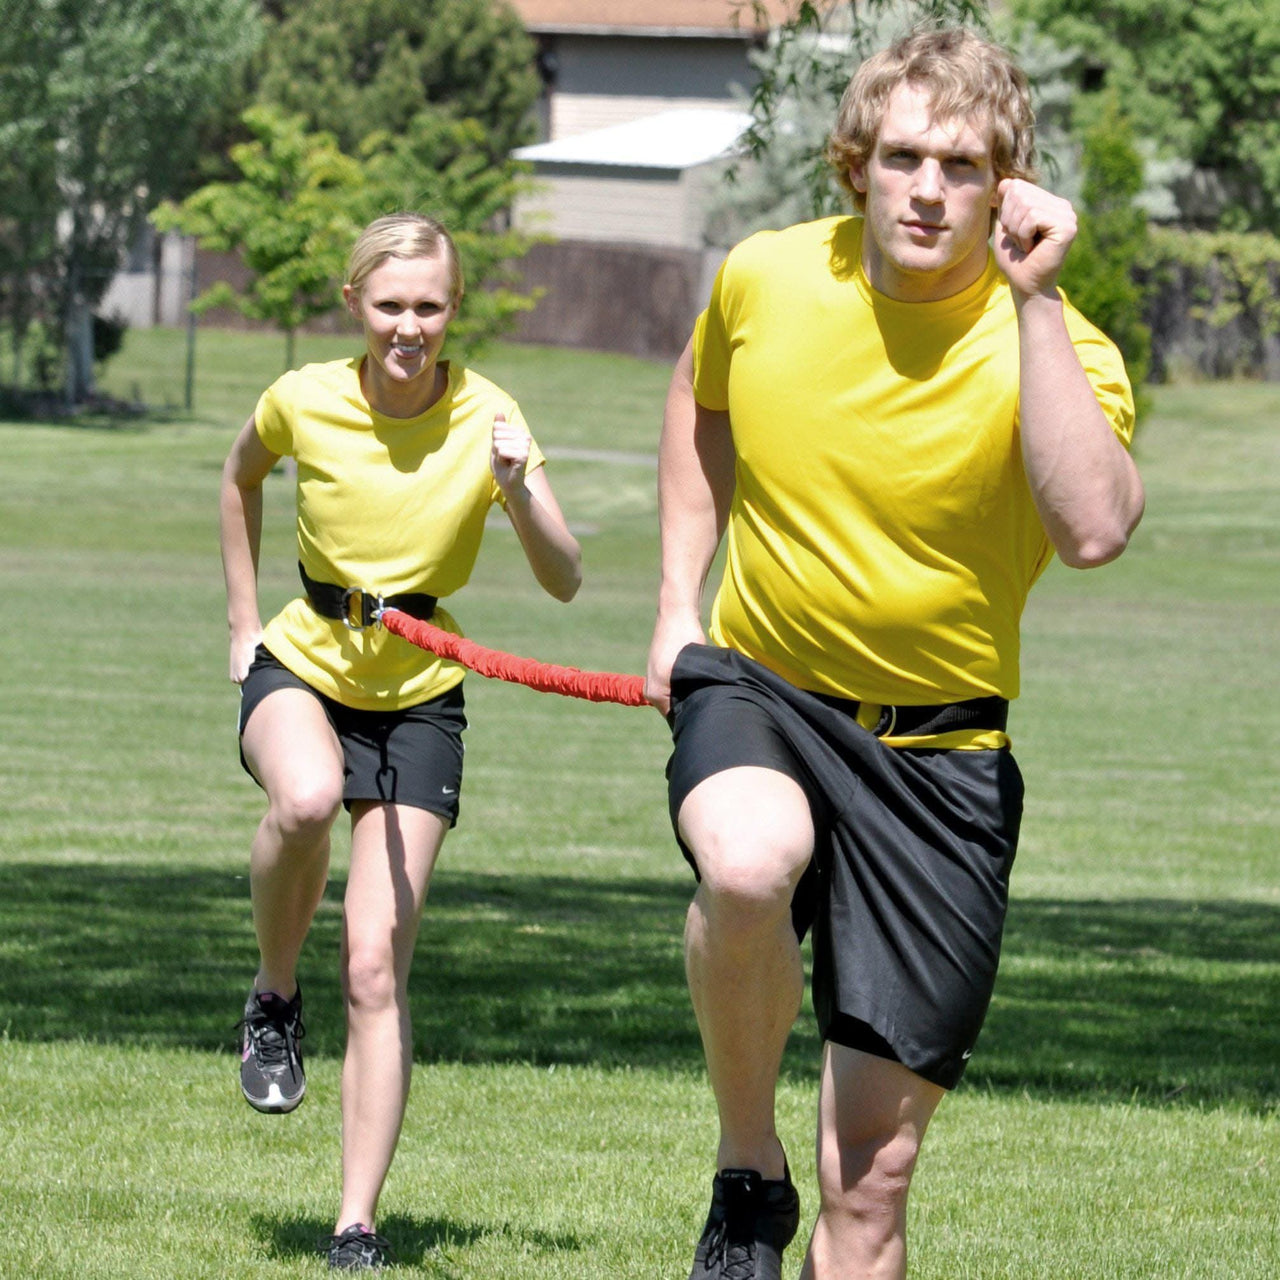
[[64, 257, 96, 407]]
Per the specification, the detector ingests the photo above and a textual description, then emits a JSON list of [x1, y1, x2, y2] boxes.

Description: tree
[[1006, 0, 1280, 235], [1056, 92, 1153, 415], [721, 1, 991, 227], [0, 0, 262, 403], [152, 107, 366, 372], [253, 0, 540, 160], [154, 106, 540, 368]]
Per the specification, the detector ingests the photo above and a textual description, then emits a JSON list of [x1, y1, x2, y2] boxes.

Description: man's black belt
[[299, 562, 437, 631], [862, 695, 1008, 739], [813, 687, 1009, 738]]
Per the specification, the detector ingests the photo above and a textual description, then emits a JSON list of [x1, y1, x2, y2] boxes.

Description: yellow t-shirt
[[693, 216, 1134, 730], [255, 357, 545, 710]]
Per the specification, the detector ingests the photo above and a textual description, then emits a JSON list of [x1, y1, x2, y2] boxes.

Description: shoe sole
[[241, 1079, 306, 1114]]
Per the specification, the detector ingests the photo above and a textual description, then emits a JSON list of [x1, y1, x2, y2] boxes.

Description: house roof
[[514, 108, 752, 170], [506, 1, 797, 37]]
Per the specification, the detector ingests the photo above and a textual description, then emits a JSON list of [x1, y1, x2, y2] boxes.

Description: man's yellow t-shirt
[[254, 358, 545, 710], [692, 216, 1134, 723]]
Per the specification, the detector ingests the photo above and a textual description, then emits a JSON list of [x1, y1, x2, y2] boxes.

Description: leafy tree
[[152, 107, 365, 371], [154, 106, 539, 369], [722, 1, 991, 224], [254, 0, 540, 160], [0, 0, 262, 401], [1056, 93, 1153, 415], [1006, 0, 1280, 235], [356, 113, 541, 353]]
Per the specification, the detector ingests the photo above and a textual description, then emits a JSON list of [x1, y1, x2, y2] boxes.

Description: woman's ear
[[342, 284, 360, 319]]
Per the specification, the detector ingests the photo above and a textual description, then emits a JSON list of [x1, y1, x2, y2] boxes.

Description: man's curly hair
[[827, 27, 1038, 210]]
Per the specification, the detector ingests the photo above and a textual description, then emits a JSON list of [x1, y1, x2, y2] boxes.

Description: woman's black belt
[[299, 562, 437, 631]]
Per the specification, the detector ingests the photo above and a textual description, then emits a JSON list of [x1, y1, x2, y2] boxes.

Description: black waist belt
[[866, 696, 1008, 738], [815, 688, 1009, 738], [299, 562, 437, 631]]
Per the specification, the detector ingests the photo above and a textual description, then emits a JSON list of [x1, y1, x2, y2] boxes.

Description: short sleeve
[[253, 372, 299, 457], [690, 256, 734, 412], [1064, 301, 1137, 448]]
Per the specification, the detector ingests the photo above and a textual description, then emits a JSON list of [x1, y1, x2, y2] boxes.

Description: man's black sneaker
[[689, 1165, 801, 1280], [324, 1224, 391, 1271], [238, 985, 306, 1113]]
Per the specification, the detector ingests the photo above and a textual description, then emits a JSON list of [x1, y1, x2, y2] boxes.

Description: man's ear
[[849, 163, 868, 197]]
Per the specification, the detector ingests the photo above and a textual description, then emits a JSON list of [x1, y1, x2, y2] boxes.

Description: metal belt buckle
[[341, 585, 384, 631], [873, 704, 898, 737]]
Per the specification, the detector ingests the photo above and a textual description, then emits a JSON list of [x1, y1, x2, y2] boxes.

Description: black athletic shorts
[[666, 644, 1023, 1089], [239, 645, 467, 825]]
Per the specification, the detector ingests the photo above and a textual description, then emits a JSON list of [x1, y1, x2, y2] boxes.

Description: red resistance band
[[379, 608, 648, 707]]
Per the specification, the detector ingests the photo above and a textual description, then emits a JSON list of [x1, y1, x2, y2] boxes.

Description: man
[[645, 26, 1143, 1280]]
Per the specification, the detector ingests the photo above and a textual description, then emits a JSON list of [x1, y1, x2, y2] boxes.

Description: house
[[509, 0, 794, 140], [102, 3, 799, 357], [504, 0, 796, 356]]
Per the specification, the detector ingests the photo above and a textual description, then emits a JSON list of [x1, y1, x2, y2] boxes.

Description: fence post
[[184, 237, 197, 411]]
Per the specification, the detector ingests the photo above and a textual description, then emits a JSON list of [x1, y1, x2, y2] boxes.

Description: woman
[[220, 212, 582, 1270]]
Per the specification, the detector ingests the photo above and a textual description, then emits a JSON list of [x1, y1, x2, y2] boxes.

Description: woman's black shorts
[[239, 645, 467, 825], [666, 644, 1024, 1090]]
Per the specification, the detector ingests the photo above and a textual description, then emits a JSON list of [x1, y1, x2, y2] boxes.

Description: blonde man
[[646, 28, 1142, 1280]]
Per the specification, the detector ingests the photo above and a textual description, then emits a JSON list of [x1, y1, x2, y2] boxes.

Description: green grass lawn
[[0, 331, 1276, 1277]]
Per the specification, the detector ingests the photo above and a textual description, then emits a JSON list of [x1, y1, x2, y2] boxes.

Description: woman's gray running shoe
[[238, 986, 306, 1113], [324, 1224, 392, 1270]]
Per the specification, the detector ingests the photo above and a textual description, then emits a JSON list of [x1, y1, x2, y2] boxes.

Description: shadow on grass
[[0, 385, 156, 429], [1, 862, 1275, 1109], [259, 1210, 585, 1268]]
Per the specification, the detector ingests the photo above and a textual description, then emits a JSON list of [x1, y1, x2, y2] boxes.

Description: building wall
[[517, 165, 699, 248], [551, 92, 743, 138], [97, 232, 192, 328], [543, 34, 755, 138]]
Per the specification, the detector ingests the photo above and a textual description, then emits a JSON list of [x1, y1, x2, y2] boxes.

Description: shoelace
[[240, 1005, 305, 1069], [703, 1219, 758, 1280], [326, 1225, 391, 1267]]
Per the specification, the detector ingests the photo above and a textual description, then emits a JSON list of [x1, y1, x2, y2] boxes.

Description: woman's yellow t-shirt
[[255, 357, 544, 710]]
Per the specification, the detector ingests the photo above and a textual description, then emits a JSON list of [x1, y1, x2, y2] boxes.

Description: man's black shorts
[[239, 645, 467, 825], [666, 644, 1023, 1090]]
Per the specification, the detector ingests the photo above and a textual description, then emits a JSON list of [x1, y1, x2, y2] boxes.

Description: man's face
[[850, 82, 999, 303]]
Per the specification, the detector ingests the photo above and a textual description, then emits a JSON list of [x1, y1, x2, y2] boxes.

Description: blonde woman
[[221, 213, 581, 1269]]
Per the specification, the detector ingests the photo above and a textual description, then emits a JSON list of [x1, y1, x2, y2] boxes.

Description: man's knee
[[818, 1127, 922, 1229], [679, 766, 814, 920], [693, 842, 806, 925]]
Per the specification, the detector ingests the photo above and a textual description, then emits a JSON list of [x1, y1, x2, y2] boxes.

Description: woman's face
[[344, 253, 457, 408]]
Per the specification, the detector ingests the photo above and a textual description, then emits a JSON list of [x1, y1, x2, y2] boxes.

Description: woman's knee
[[342, 937, 401, 1014], [268, 778, 343, 844]]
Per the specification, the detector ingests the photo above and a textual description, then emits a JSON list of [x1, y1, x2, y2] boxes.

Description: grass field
[[1, 329, 1277, 1277]]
